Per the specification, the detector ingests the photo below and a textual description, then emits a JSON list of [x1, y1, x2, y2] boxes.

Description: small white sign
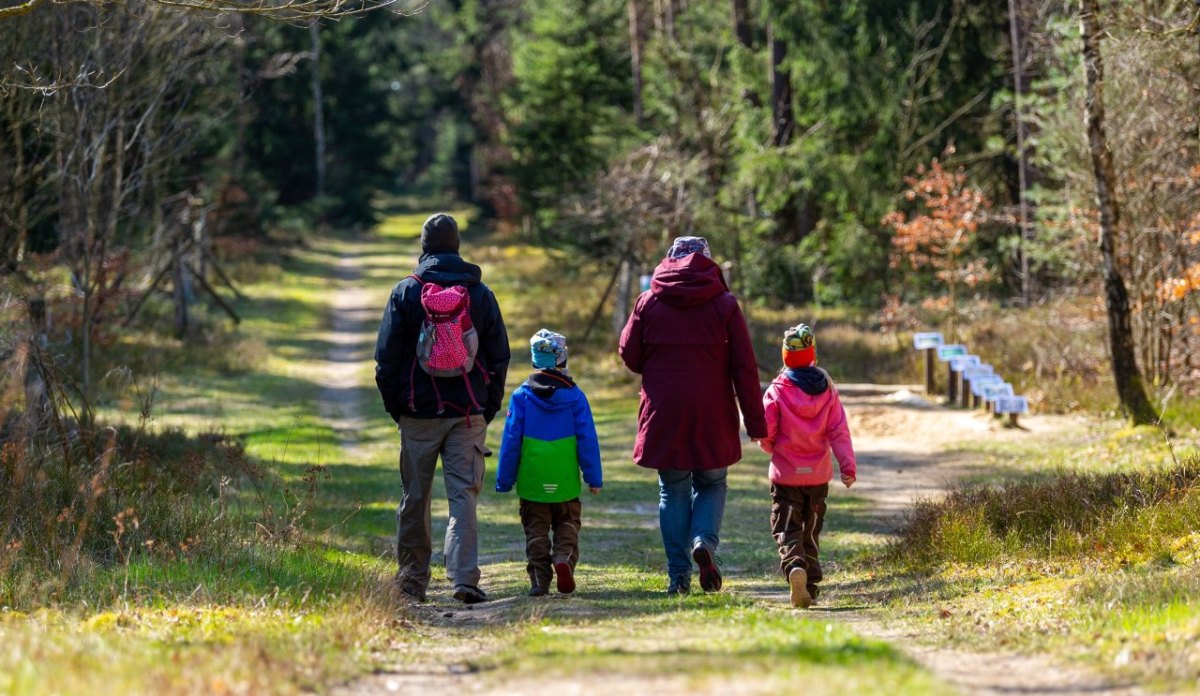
[[913, 332, 945, 350], [994, 395, 1029, 414], [937, 344, 968, 361], [949, 355, 980, 372]]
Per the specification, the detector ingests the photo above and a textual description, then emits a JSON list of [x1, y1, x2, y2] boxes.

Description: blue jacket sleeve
[[573, 392, 603, 489], [496, 391, 524, 492]]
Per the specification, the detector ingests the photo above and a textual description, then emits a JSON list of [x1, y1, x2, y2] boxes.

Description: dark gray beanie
[[421, 213, 460, 254]]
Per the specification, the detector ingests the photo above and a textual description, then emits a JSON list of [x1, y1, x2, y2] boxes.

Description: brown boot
[[788, 567, 812, 609]]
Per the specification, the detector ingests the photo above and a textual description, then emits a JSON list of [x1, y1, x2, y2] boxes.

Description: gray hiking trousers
[[395, 414, 488, 591]]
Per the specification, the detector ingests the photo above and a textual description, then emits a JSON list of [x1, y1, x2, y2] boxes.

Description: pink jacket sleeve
[[826, 388, 856, 478], [761, 384, 780, 454], [618, 295, 646, 374]]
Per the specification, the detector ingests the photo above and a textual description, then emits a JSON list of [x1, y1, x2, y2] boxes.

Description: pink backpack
[[408, 276, 487, 415]]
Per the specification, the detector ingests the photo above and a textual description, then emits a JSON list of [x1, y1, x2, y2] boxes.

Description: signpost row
[[914, 332, 1029, 426]]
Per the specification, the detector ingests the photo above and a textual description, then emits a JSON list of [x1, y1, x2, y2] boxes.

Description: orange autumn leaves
[[1157, 164, 1200, 304], [883, 152, 994, 299]]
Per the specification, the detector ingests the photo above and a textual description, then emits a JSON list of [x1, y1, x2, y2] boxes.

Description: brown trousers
[[519, 498, 582, 589], [770, 483, 828, 587], [395, 415, 488, 592]]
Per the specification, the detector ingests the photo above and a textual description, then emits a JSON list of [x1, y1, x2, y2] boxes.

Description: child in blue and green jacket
[[496, 329, 603, 596]]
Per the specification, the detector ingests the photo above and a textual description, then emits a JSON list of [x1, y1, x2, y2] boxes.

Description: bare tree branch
[[0, 0, 48, 20], [0, 0, 414, 22]]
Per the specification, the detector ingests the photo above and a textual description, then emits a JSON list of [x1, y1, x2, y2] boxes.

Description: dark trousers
[[519, 498, 582, 589], [770, 483, 828, 588]]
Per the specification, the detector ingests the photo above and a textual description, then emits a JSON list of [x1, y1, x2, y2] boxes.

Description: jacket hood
[[414, 253, 482, 287], [772, 372, 833, 417], [650, 253, 729, 308], [522, 370, 580, 409], [784, 367, 828, 396]]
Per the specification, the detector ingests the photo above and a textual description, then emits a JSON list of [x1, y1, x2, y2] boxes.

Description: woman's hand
[[589, 487, 601, 495], [841, 474, 855, 488]]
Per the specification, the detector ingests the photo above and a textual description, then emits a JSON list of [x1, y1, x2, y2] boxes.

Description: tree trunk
[[731, 0, 752, 48], [768, 22, 793, 147], [628, 0, 644, 128], [310, 20, 327, 199], [768, 20, 804, 244], [1008, 0, 1035, 306], [1079, 0, 1159, 425], [612, 256, 634, 339]]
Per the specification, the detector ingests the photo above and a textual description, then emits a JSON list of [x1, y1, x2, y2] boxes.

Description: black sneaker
[[666, 576, 690, 596], [692, 544, 723, 592], [807, 584, 820, 602], [452, 584, 489, 604], [528, 585, 548, 597]]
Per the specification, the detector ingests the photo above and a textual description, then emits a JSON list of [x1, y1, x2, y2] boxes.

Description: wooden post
[[924, 348, 936, 394], [947, 364, 957, 403], [960, 377, 971, 408], [172, 237, 189, 338], [1007, 412, 1019, 428], [24, 296, 52, 432]]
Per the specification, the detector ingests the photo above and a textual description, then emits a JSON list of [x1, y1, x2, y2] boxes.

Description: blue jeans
[[657, 468, 728, 580]]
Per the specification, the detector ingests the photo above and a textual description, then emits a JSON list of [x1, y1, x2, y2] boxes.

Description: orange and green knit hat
[[782, 324, 816, 368]]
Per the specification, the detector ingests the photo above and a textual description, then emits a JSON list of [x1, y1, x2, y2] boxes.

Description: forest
[[1, 0, 1199, 694]]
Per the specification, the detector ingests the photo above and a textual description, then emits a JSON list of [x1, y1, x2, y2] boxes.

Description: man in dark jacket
[[375, 213, 511, 604]]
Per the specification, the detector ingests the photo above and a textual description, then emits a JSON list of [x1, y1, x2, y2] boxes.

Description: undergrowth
[[892, 457, 1200, 568]]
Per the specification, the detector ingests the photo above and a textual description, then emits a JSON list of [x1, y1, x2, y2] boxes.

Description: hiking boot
[[788, 567, 812, 609], [554, 562, 576, 594], [692, 544, 723, 593], [666, 575, 691, 596], [452, 584, 488, 605], [394, 574, 427, 603], [528, 585, 549, 597]]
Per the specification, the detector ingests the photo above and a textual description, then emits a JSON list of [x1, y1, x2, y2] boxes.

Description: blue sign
[[969, 375, 1004, 396], [963, 365, 995, 381], [913, 332, 945, 350], [982, 383, 1014, 401], [937, 344, 968, 361], [949, 355, 980, 372], [994, 395, 1029, 414]]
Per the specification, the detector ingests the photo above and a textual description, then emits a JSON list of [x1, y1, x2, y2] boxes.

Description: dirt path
[[315, 247, 377, 458], [836, 383, 1079, 528]]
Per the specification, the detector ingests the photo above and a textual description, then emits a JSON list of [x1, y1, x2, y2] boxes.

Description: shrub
[[0, 422, 265, 604], [893, 458, 1200, 567]]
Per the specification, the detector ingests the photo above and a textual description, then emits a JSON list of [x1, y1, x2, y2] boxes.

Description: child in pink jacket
[[758, 323, 856, 608]]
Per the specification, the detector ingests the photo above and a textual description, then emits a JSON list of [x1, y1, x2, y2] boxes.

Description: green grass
[[855, 425, 1200, 689]]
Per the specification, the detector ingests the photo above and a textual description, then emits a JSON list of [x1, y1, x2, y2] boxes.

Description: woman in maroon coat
[[619, 236, 767, 595]]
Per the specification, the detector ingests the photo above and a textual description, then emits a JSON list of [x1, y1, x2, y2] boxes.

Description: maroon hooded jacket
[[618, 253, 768, 471]]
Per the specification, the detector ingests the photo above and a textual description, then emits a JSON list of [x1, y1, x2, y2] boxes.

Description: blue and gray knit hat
[[530, 328, 568, 370], [667, 236, 712, 260]]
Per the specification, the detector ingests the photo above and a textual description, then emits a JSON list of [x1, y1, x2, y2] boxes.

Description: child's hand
[[589, 487, 601, 495], [841, 474, 855, 489], [757, 440, 772, 454]]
